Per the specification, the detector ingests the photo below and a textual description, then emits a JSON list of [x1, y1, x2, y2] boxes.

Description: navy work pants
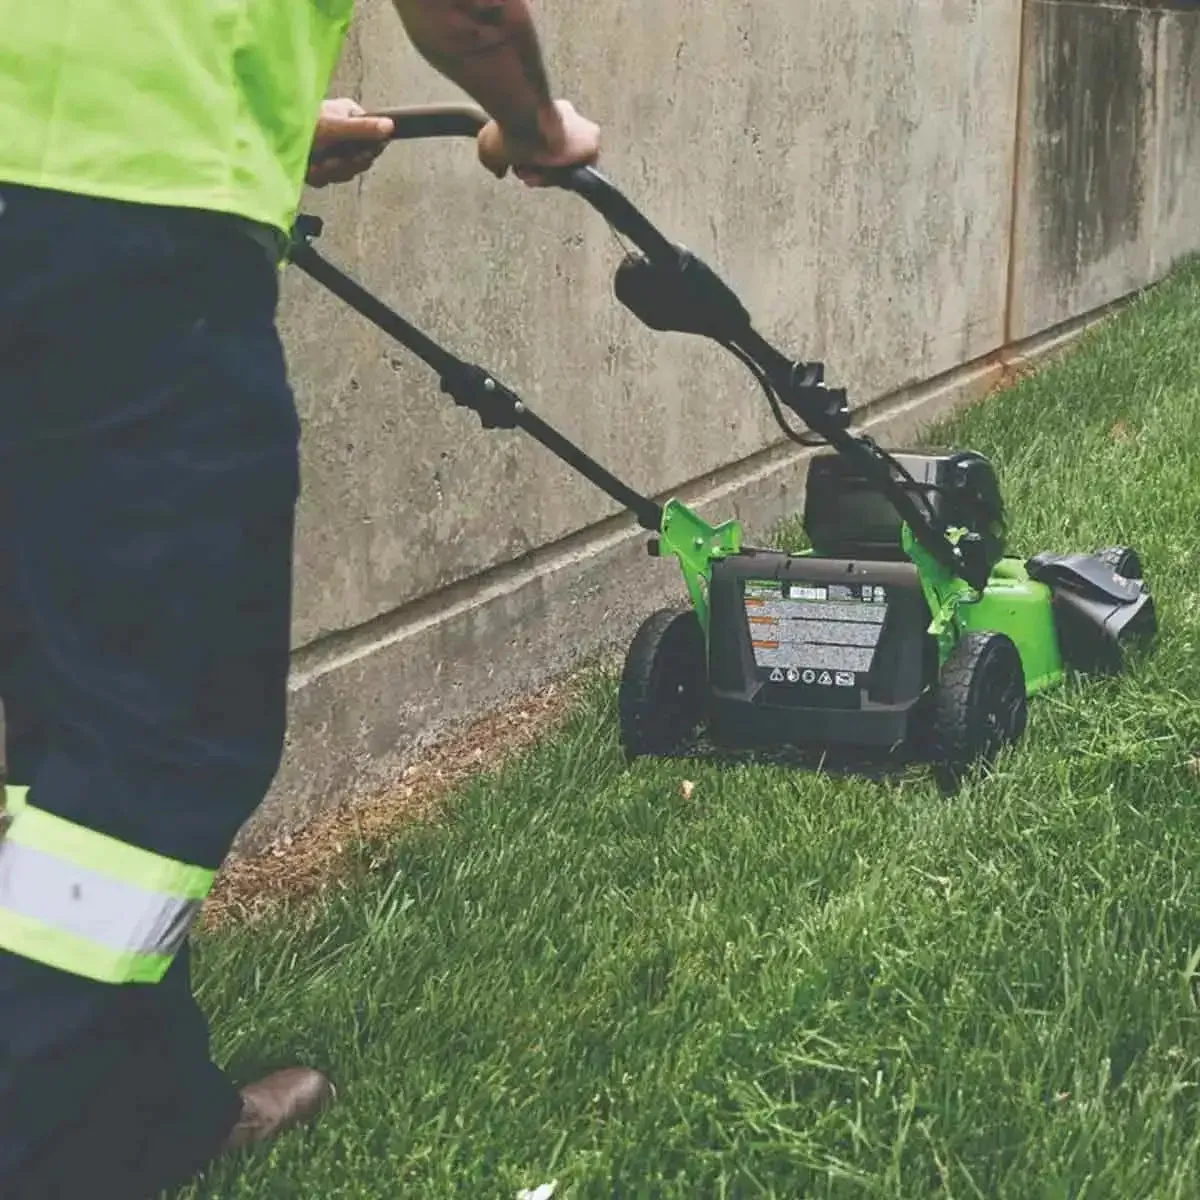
[[0, 183, 300, 1197]]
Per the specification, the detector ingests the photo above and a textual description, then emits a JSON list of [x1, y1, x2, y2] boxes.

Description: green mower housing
[[619, 449, 1157, 776]]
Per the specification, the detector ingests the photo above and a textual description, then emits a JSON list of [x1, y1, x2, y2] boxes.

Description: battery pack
[[804, 448, 1006, 569]]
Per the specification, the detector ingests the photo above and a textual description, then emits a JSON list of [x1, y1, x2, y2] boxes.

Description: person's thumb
[[476, 123, 510, 179]]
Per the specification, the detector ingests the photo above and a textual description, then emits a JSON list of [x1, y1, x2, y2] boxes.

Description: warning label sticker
[[744, 580, 784, 602], [746, 581, 887, 678]]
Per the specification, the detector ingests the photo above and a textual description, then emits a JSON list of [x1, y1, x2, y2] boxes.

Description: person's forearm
[[391, 0, 560, 148]]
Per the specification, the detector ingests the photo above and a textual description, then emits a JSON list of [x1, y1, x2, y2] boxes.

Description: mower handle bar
[[369, 104, 679, 263], [360, 108, 979, 585]]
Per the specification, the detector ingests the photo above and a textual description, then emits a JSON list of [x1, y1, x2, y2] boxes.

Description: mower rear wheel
[[619, 607, 707, 759], [1095, 545, 1144, 581], [931, 631, 1027, 778]]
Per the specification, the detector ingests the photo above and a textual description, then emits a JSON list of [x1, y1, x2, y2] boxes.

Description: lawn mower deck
[[290, 104, 1159, 783]]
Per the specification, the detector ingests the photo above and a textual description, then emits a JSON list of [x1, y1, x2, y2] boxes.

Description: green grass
[[181, 259, 1200, 1199]]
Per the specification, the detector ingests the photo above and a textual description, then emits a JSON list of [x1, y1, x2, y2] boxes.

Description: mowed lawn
[[178, 259, 1200, 1199]]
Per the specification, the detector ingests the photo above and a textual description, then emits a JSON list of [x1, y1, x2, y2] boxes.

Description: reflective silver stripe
[[0, 839, 200, 959]]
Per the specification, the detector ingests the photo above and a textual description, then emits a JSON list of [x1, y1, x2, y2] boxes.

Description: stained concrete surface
[[245, 0, 1200, 848], [1009, 1, 1158, 339], [1153, 11, 1200, 276], [1009, 0, 1200, 339]]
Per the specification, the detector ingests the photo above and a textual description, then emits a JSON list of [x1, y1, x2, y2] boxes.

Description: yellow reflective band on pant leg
[[6, 803, 214, 898], [0, 908, 172, 984], [0, 801, 215, 984]]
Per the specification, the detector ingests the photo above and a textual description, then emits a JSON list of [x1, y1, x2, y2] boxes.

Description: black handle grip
[[369, 104, 488, 141], [319, 103, 680, 266], [307, 103, 487, 164]]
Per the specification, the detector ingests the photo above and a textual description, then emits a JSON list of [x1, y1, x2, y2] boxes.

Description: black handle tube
[[309, 103, 981, 585], [289, 237, 663, 533], [289, 240, 462, 379], [553, 167, 680, 265], [504, 408, 665, 532]]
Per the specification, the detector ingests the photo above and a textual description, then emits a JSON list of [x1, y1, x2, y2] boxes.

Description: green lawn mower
[[292, 104, 1157, 781]]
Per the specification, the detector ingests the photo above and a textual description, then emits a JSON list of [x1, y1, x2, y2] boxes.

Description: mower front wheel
[[619, 607, 707, 760], [931, 631, 1028, 781]]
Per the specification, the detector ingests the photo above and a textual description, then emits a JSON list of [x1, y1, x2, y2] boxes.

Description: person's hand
[[477, 99, 600, 186], [307, 99, 395, 188]]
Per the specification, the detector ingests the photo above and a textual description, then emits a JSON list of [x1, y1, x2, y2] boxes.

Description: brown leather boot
[[221, 1067, 336, 1152]]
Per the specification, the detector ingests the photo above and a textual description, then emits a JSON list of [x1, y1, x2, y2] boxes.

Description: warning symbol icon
[[818, 671, 834, 687], [769, 667, 785, 682]]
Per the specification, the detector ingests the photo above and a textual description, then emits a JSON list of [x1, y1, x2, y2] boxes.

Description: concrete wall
[[242, 0, 1200, 849], [1009, 0, 1200, 336]]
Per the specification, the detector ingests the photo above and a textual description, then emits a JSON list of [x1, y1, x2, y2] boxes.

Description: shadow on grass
[[657, 731, 982, 797]]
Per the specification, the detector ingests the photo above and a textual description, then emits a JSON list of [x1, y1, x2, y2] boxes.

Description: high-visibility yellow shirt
[[0, 0, 354, 236]]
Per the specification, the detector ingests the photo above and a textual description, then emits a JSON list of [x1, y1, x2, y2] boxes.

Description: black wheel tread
[[932, 631, 1027, 775], [618, 606, 706, 759]]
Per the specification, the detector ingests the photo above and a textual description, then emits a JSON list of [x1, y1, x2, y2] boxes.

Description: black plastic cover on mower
[[706, 550, 937, 751]]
